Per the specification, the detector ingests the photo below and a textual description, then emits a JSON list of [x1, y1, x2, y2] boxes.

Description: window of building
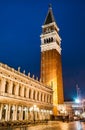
[[5, 81, 9, 93], [47, 39, 49, 43], [49, 38, 51, 43], [33, 90, 35, 100], [2, 105, 6, 120], [12, 83, 15, 95], [24, 87, 26, 97], [51, 37, 53, 42], [29, 89, 31, 99], [44, 39, 46, 44], [10, 106, 13, 120]]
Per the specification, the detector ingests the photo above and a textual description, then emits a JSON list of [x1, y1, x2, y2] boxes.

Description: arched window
[[51, 37, 53, 42], [49, 38, 51, 43], [37, 92, 39, 101], [44, 39, 46, 44], [33, 90, 35, 100], [24, 87, 26, 97], [29, 89, 31, 99], [10, 106, 13, 120], [19, 86, 21, 96], [47, 39, 49, 43], [2, 105, 6, 120], [5, 81, 9, 93], [12, 83, 15, 95]]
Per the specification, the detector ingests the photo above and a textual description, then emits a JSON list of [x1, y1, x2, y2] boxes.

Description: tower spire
[[49, 3, 52, 9], [44, 4, 55, 25]]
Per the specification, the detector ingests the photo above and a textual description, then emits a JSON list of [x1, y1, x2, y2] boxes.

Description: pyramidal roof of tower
[[44, 4, 55, 25]]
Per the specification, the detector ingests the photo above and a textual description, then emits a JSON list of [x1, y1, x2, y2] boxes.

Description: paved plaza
[[1, 121, 85, 130]]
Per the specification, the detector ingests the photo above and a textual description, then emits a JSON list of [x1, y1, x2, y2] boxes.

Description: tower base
[[53, 106, 58, 116]]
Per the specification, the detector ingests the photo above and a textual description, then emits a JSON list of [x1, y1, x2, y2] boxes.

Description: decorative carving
[[23, 70, 25, 74], [18, 67, 20, 72], [36, 77, 38, 80], [28, 72, 30, 77], [32, 75, 34, 79]]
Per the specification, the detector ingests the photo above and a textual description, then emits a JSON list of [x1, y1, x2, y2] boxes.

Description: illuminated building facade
[[40, 5, 64, 115], [0, 63, 53, 121]]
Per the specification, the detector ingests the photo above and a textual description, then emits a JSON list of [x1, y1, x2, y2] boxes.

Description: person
[[62, 116, 65, 122]]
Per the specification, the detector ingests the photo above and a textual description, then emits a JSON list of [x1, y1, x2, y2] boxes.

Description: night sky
[[0, 0, 85, 101]]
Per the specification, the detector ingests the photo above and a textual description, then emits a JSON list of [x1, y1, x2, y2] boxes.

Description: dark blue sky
[[0, 0, 85, 100]]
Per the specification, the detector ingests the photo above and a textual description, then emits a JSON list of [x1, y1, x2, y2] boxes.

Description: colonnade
[[0, 104, 52, 121]]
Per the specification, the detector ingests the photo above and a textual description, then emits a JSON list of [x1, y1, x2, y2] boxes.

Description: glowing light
[[75, 98, 80, 103], [75, 110, 80, 115]]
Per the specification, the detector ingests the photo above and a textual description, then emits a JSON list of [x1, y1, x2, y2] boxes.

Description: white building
[[0, 63, 53, 121]]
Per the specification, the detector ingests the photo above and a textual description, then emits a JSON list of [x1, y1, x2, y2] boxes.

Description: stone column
[[5, 105, 8, 121], [38, 111, 41, 120], [39, 92, 41, 101], [0, 78, 3, 93], [34, 111, 37, 121], [29, 110, 34, 121], [43, 110, 46, 120], [21, 86, 24, 97], [47, 111, 50, 120], [18, 107, 21, 120], [1, 78, 6, 93], [28, 108, 30, 120], [28, 88, 29, 98], [25, 108, 28, 120], [41, 111, 44, 120], [15, 84, 19, 96], [0, 104, 3, 120], [7, 104, 11, 121], [14, 105, 17, 120], [42, 93, 44, 102], [45, 95, 47, 103]]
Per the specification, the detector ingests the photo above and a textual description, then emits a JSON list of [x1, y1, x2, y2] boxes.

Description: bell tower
[[40, 5, 64, 115]]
